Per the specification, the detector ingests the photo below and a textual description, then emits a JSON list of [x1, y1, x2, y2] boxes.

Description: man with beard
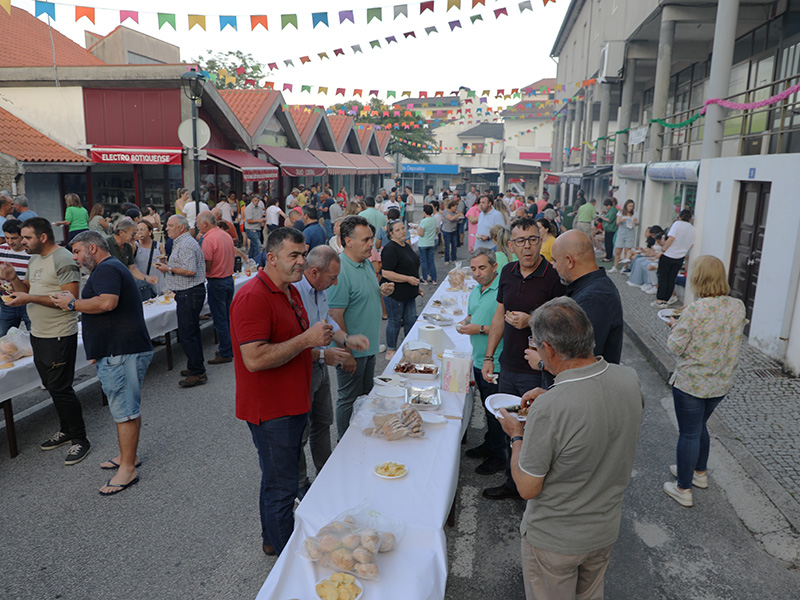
[[481, 216, 565, 500], [53, 231, 153, 495]]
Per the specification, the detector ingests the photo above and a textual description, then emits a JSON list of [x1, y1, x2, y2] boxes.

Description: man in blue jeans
[[197, 211, 235, 365], [54, 231, 153, 496], [0, 219, 31, 335], [155, 215, 207, 388], [244, 194, 266, 260]]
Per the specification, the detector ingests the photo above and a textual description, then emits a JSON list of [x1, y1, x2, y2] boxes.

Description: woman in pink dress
[[466, 199, 481, 252]]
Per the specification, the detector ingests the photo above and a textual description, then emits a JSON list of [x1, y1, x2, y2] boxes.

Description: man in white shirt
[[381, 191, 400, 215], [474, 196, 507, 250], [653, 209, 695, 307], [285, 187, 300, 207], [182, 197, 210, 235]]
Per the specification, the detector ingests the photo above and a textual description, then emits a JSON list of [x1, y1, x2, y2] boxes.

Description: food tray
[[422, 313, 454, 326], [406, 385, 441, 410], [394, 362, 439, 380]]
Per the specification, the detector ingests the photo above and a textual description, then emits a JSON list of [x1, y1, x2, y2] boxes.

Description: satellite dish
[[178, 118, 211, 149]]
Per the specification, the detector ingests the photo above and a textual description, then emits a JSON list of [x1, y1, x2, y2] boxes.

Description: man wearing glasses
[[231, 227, 334, 557], [480, 216, 566, 501]]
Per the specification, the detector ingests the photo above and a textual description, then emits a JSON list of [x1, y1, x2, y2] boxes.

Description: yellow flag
[[225, 75, 236, 86], [188, 15, 206, 30], [447, 0, 461, 9], [218, 69, 228, 78], [0, 0, 11, 15]]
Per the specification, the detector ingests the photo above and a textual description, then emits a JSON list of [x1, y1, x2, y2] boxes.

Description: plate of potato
[[315, 572, 362, 600], [373, 461, 408, 479]]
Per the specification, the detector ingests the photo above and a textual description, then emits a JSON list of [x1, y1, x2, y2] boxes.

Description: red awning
[[258, 145, 326, 177], [343, 153, 380, 175], [366, 154, 395, 175], [206, 149, 279, 181], [90, 146, 182, 165], [308, 150, 358, 175], [519, 151, 552, 162]]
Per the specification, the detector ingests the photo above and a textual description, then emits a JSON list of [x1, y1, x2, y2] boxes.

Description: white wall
[[0, 87, 86, 152], [695, 153, 800, 371]]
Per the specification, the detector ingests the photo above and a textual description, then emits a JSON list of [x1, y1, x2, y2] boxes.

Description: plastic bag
[[300, 500, 405, 580], [350, 393, 405, 432], [446, 263, 470, 291], [0, 327, 33, 364]]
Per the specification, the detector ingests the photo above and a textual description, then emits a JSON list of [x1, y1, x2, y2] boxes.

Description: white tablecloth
[[255, 278, 477, 600]]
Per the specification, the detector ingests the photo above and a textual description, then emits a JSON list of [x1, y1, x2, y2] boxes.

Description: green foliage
[[192, 50, 270, 90]]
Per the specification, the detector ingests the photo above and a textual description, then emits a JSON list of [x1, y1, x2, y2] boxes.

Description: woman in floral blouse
[[663, 255, 746, 507]]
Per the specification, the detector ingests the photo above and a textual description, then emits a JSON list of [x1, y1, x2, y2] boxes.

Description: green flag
[[281, 14, 298, 29], [367, 7, 383, 23], [157, 13, 176, 30]]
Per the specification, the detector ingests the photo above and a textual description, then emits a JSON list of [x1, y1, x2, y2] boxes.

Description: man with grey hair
[[53, 230, 153, 495], [292, 245, 368, 496], [458, 247, 505, 476], [12, 195, 37, 222], [105, 217, 158, 293], [498, 297, 643, 600], [0, 191, 14, 242], [155, 215, 207, 387]]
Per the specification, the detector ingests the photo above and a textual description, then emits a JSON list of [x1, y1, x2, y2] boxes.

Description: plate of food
[[373, 374, 406, 387], [374, 461, 408, 479], [485, 393, 527, 422], [394, 362, 439, 379], [422, 313, 454, 326], [315, 573, 363, 600], [406, 386, 441, 410], [420, 412, 447, 425], [658, 307, 683, 323], [374, 385, 406, 399]]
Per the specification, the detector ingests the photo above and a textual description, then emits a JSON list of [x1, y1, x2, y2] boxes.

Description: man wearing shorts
[[54, 231, 153, 496]]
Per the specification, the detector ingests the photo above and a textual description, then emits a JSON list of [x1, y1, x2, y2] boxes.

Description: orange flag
[[75, 6, 95, 23], [250, 15, 267, 30]]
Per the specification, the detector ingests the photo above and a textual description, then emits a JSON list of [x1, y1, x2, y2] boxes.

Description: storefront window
[[91, 165, 136, 209], [141, 165, 182, 213], [62, 173, 88, 207]]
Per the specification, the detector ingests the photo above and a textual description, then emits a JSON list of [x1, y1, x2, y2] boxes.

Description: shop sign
[[282, 166, 326, 177], [617, 163, 647, 181], [648, 161, 700, 183], [401, 163, 459, 174], [90, 146, 182, 165]]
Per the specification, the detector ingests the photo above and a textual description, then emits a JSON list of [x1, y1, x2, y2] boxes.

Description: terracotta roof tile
[[327, 116, 356, 150], [287, 106, 322, 144], [374, 131, 392, 155], [0, 7, 105, 67], [355, 123, 375, 148], [218, 89, 280, 137], [0, 107, 89, 163]]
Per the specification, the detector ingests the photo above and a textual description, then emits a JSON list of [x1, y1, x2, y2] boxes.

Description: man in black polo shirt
[[481, 216, 566, 500], [551, 230, 623, 364]]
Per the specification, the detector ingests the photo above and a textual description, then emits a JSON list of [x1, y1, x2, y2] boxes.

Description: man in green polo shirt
[[328, 215, 394, 439], [457, 247, 505, 476], [574, 197, 597, 238]]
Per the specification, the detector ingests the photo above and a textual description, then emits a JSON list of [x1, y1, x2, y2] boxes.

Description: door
[[729, 181, 770, 335]]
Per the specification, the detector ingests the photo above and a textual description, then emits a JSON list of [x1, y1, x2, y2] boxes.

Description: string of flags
[[5, 0, 554, 30]]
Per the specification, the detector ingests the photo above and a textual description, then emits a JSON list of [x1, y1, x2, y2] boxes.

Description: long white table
[[0, 272, 257, 457], [255, 277, 476, 600]]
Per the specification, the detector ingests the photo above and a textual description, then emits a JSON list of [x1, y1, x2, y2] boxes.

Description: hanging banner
[[90, 146, 182, 165]]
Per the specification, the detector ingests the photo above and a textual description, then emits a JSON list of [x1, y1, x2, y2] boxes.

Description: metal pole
[[192, 99, 200, 218], [701, 0, 741, 160]]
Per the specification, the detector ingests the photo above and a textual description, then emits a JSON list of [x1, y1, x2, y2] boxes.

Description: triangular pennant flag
[[494, 8, 508, 17], [158, 13, 176, 29], [386, 36, 397, 44], [218, 69, 228, 79], [419, 92, 428, 98], [300, 56, 311, 64], [543, 0, 554, 5], [75, 6, 95, 24], [188, 15, 206, 30], [425, 26, 438, 35], [301, 85, 312, 93], [369, 90, 379, 96], [312, 12, 329, 28], [402, 91, 411, 97], [339, 10, 354, 24], [404, 31, 416, 38], [235, 66, 246, 75], [471, 14, 483, 23], [367, 8, 382, 22], [244, 79, 256, 86], [283, 83, 292, 92], [0, 0, 9, 15], [336, 88, 346, 96], [448, 20, 461, 30], [281, 14, 297, 29], [421, 1, 434, 14], [225, 75, 236, 86], [251, 15, 267, 30], [387, 91, 397, 98], [264, 82, 274, 89], [284, 59, 294, 67], [319, 87, 328, 94], [318, 52, 329, 60], [448, 0, 461, 10], [35, 1, 55, 20], [519, 1, 533, 12], [394, 4, 408, 19], [369, 40, 381, 48], [334, 48, 344, 56], [351, 44, 362, 53], [354, 89, 363, 97], [482, 90, 490, 96], [467, 91, 476, 98], [220, 16, 237, 30], [435, 91, 444, 97], [120, 10, 138, 24]]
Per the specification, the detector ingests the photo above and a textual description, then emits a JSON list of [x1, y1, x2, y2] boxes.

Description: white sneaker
[[608, 267, 617, 273], [666, 296, 679, 306], [627, 281, 640, 287], [379, 344, 387, 353], [663, 481, 693, 507], [669, 464, 708, 489], [619, 258, 631, 264], [651, 300, 668, 308], [644, 285, 658, 294]]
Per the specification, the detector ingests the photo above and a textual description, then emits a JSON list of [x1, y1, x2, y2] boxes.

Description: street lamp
[[180, 71, 206, 218]]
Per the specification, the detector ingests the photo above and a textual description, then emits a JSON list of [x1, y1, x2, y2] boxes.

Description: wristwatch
[[510, 435, 524, 448], [480, 325, 485, 334], [67, 298, 76, 311]]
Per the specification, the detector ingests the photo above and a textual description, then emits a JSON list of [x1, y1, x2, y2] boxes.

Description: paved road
[[2, 246, 799, 599]]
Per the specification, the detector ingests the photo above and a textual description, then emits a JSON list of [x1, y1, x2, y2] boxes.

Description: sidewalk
[[607, 266, 800, 538]]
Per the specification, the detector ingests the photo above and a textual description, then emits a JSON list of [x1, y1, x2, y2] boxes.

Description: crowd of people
[[0, 184, 745, 599]]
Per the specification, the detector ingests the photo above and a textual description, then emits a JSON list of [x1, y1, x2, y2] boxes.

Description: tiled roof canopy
[[0, 107, 89, 162]]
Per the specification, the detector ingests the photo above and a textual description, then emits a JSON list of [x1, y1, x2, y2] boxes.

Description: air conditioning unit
[[598, 41, 626, 83]]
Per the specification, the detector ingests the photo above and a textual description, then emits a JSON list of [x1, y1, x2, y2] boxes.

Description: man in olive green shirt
[[574, 198, 596, 238], [106, 217, 157, 289]]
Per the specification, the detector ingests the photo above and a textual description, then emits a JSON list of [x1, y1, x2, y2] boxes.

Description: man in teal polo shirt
[[328, 215, 394, 438], [457, 247, 505, 475]]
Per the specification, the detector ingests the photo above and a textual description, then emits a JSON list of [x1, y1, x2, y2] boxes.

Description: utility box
[[598, 41, 626, 83]]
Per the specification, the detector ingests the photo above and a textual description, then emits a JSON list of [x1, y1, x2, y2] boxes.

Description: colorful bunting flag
[[394, 4, 408, 19], [334, 48, 344, 56], [336, 88, 346, 96], [281, 14, 297, 29], [543, 0, 554, 5], [158, 13, 176, 30], [402, 91, 411, 97], [494, 8, 508, 17], [251, 15, 267, 30], [301, 85, 312, 93], [220, 15, 237, 30], [34, 2, 55, 20], [386, 36, 397, 44], [387, 91, 397, 98], [404, 31, 416, 38], [369, 90, 379, 96], [75, 6, 95, 24], [519, 1, 533, 12], [264, 82, 274, 89], [245, 78, 256, 86], [188, 15, 206, 30], [425, 26, 438, 35], [284, 59, 294, 67], [354, 89, 362, 97], [120, 10, 138, 24], [473, 0, 485, 6], [339, 10, 354, 24], [448, 20, 461, 30], [448, 0, 461, 10], [312, 12, 328, 28], [420, 1, 434, 14], [0, 0, 9, 15], [299, 56, 310, 64], [235, 66, 246, 75], [319, 87, 328, 94], [225, 75, 236, 86], [283, 83, 292, 92], [318, 52, 329, 60], [369, 40, 380, 48], [352, 44, 362, 53], [471, 14, 483, 23], [367, 7, 382, 23]]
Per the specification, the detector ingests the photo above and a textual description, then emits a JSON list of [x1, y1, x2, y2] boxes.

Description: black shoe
[[262, 544, 276, 556], [40, 431, 71, 451], [482, 484, 521, 500], [475, 456, 506, 475], [179, 373, 208, 388], [465, 443, 490, 459], [64, 441, 91, 466]]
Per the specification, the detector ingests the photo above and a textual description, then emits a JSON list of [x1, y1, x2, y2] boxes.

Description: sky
[[11, 0, 570, 109]]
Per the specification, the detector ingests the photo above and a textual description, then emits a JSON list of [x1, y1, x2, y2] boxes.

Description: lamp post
[[180, 71, 206, 219]]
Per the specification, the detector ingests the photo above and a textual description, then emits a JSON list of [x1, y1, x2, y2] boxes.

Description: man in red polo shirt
[[231, 227, 334, 556]]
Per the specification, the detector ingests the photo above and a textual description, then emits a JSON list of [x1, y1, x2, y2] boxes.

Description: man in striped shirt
[[0, 219, 31, 335]]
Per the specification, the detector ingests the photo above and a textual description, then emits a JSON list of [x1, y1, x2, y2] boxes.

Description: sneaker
[[40, 431, 71, 451], [663, 481, 693, 507], [608, 267, 617, 273], [651, 300, 668, 308], [64, 441, 91, 466], [619, 258, 631, 264], [379, 344, 387, 353], [669, 464, 708, 489], [622, 268, 632, 274], [666, 296, 679, 306], [644, 285, 658, 295], [627, 281, 640, 287]]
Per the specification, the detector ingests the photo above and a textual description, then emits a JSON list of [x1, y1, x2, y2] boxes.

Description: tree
[[192, 50, 271, 90], [328, 98, 436, 162]]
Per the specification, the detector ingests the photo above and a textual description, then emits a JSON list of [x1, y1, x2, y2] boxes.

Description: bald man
[[551, 230, 623, 363]]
